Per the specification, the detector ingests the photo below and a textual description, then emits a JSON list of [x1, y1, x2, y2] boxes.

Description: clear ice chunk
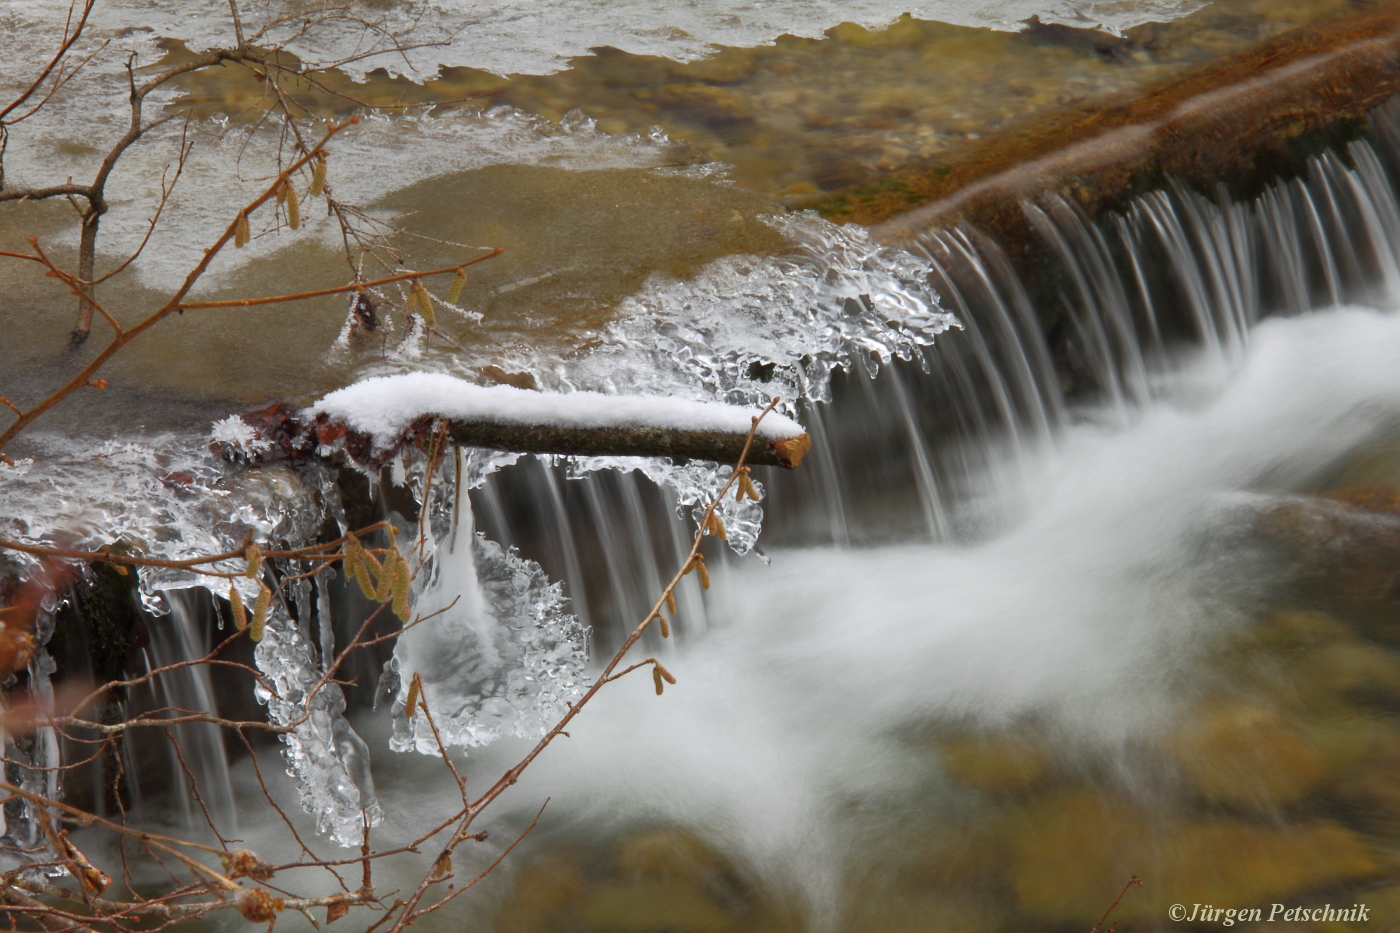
[[254, 606, 384, 848], [389, 463, 588, 755]]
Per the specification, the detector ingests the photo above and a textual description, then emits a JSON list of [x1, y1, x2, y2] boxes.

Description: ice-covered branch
[[219, 374, 813, 469]]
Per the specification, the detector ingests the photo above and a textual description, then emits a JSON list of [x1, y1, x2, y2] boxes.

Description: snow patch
[[310, 374, 805, 449], [209, 414, 272, 455]]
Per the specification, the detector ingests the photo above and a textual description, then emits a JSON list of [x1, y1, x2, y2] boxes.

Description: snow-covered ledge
[[307, 373, 812, 469]]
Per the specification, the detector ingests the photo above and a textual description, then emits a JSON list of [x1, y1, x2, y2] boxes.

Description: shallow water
[[7, 0, 1400, 929]]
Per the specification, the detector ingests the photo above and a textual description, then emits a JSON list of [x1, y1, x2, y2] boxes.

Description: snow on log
[[312, 374, 811, 469], [213, 374, 812, 469]]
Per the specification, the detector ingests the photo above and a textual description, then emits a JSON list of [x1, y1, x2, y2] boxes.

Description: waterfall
[[8, 90, 1400, 924]]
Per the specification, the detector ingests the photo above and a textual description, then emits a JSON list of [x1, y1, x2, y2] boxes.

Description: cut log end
[[771, 432, 812, 469]]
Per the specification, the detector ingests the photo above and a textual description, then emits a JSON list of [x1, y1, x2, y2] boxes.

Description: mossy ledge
[[814, 4, 1400, 252]]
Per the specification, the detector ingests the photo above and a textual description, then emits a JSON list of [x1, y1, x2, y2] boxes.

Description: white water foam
[[433, 305, 1400, 920]]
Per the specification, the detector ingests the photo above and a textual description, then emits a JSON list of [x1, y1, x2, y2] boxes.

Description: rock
[[652, 84, 752, 122], [1020, 15, 1131, 62], [848, 891, 1008, 933], [576, 880, 733, 933], [1249, 609, 1354, 652], [685, 51, 758, 84], [1143, 821, 1378, 919], [939, 735, 1050, 794], [1254, 498, 1400, 643], [492, 856, 586, 932], [1324, 484, 1400, 515], [904, 825, 1007, 890], [1004, 790, 1378, 924], [1168, 702, 1326, 810], [1328, 735, 1400, 836], [1002, 790, 1150, 924], [613, 830, 727, 884], [1304, 641, 1400, 709]]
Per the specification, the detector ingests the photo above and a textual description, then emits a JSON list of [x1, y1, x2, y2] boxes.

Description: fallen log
[[815, 4, 1400, 247], [433, 419, 811, 468], [212, 374, 812, 470]]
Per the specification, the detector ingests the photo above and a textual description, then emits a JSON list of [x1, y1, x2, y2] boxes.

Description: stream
[[4, 0, 1400, 930]]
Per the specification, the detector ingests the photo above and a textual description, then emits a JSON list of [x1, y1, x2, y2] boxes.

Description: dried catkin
[[446, 269, 466, 305], [657, 615, 670, 638], [374, 556, 393, 602], [234, 887, 283, 922], [391, 551, 412, 621], [286, 185, 301, 229], [309, 156, 327, 197], [411, 279, 436, 327], [357, 539, 383, 578], [665, 591, 677, 615], [404, 673, 421, 714], [346, 540, 376, 600], [739, 471, 760, 501], [250, 586, 270, 642], [234, 212, 250, 248], [229, 586, 248, 631], [712, 515, 727, 541], [695, 556, 710, 590], [653, 666, 665, 695], [657, 664, 677, 685], [244, 543, 263, 579], [276, 182, 289, 205]]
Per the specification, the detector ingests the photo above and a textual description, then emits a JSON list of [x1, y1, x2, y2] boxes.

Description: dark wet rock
[[1020, 15, 1132, 62]]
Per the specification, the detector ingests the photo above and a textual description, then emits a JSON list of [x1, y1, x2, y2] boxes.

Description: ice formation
[[0, 201, 957, 852], [255, 598, 384, 848], [388, 463, 588, 754]]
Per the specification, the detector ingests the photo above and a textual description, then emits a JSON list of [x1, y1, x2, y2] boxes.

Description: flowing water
[[5, 0, 1400, 929]]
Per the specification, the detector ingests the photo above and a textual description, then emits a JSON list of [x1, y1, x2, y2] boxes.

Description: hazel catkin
[[411, 279, 436, 327], [286, 185, 301, 229], [446, 268, 466, 305], [244, 543, 263, 579], [250, 586, 270, 642], [229, 586, 248, 631]]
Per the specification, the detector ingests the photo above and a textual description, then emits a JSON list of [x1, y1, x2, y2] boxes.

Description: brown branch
[[0, 183, 93, 203], [90, 124, 195, 286], [0, 115, 356, 451], [177, 251, 502, 310], [0, 0, 97, 126], [1089, 875, 1143, 933]]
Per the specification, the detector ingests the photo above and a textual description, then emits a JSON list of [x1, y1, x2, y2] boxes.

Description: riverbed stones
[[1168, 701, 1327, 809], [148, 0, 1371, 207]]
